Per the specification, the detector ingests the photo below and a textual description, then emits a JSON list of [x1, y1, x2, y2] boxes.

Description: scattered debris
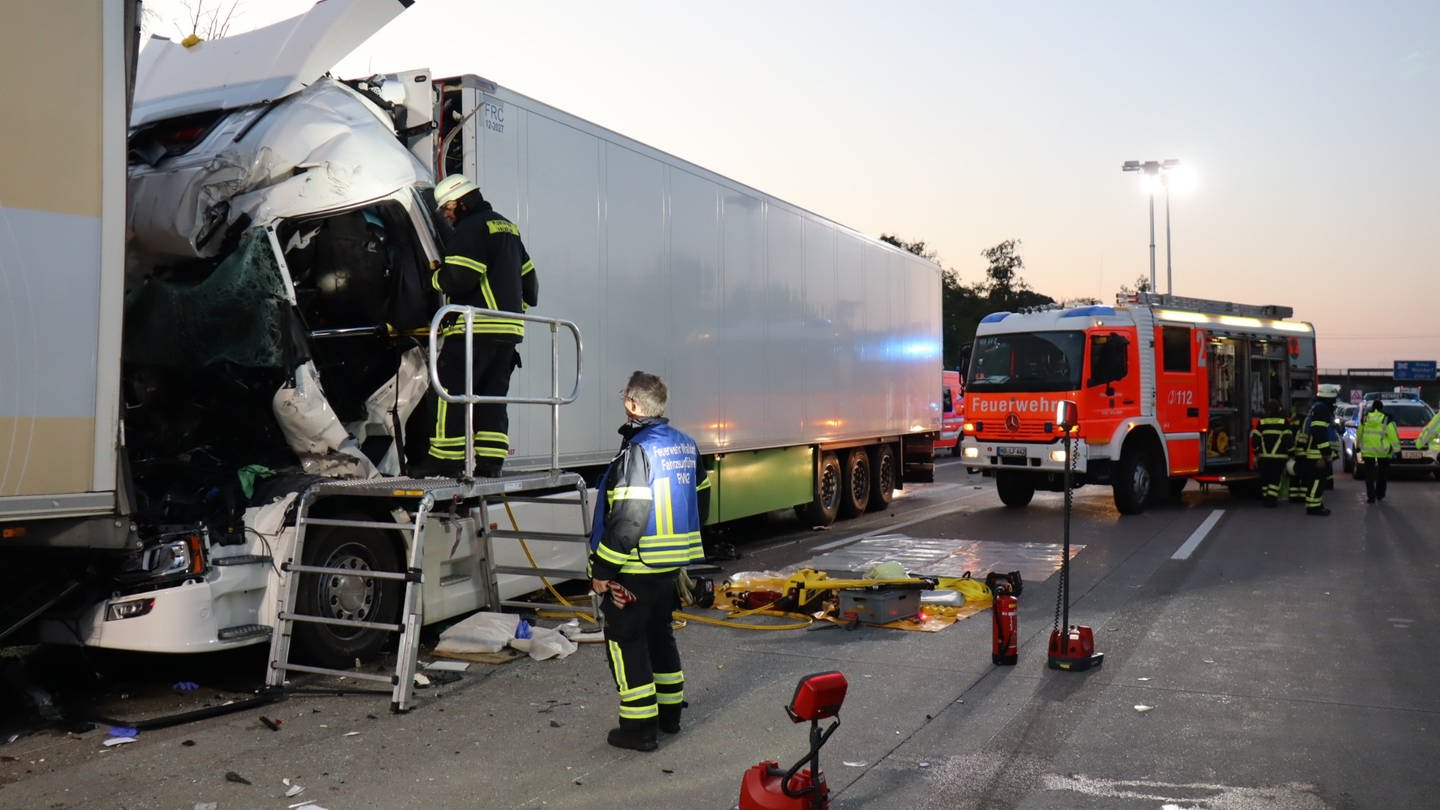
[[108, 726, 138, 738], [423, 660, 470, 672], [414, 673, 432, 688], [842, 760, 868, 767], [260, 716, 282, 731], [194, 802, 218, 810], [182, 740, 197, 747], [342, 731, 361, 737], [224, 770, 252, 784], [102, 737, 136, 747], [173, 681, 200, 693], [1134, 705, 1155, 713]]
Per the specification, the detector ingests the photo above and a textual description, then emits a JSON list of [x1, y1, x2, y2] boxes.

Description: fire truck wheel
[[293, 518, 402, 669], [995, 471, 1035, 508], [866, 444, 897, 512], [839, 450, 872, 519], [1114, 443, 1156, 515], [795, 452, 842, 526]]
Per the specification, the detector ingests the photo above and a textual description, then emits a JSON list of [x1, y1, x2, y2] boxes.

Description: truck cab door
[[1156, 325, 1207, 474]]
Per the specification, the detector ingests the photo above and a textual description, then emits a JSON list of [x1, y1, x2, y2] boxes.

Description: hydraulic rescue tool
[[739, 671, 848, 810], [1047, 400, 1104, 671]]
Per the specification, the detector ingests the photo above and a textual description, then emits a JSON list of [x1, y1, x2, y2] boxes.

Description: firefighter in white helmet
[[418, 174, 538, 477]]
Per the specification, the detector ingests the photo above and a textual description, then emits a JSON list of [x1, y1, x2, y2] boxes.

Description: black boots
[[658, 702, 686, 734], [606, 718, 657, 752]]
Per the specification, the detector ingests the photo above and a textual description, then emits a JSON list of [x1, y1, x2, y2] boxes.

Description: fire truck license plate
[[1402, 450, 1421, 460], [997, 447, 1026, 458]]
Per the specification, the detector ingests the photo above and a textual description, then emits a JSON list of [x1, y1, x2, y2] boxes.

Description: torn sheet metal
[[132, 0, 406, 127]]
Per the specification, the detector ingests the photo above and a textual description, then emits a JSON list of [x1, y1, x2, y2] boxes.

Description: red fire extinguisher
[[988, 572, 1020, 666]]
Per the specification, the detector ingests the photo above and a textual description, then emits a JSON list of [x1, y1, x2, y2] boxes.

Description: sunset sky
[[142, 0, 1440, 371]]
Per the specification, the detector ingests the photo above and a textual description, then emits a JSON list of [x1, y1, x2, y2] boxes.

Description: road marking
[[1171, 509, 1224, 560]]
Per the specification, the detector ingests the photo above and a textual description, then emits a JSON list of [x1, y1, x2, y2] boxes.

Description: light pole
[[1121, 158, 1179, 295]]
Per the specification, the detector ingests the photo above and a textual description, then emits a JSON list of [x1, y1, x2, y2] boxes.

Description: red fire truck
[[959, 293, 1317, 514]]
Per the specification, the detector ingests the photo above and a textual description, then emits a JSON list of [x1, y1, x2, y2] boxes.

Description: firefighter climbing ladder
[[267, 307, 586, 712]]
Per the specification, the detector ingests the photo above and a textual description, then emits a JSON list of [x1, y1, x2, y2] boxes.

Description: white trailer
[[0, 1, 940, 664]]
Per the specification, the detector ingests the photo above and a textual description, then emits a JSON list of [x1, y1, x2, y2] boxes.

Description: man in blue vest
[[588, 371, 706, 751]]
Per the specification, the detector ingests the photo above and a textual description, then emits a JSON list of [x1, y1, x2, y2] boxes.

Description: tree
[[143, 1, 243, 42], [1117, 274, 1152, 296]]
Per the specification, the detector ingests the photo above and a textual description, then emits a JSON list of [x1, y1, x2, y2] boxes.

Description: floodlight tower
[[1121, 158, 1180, 294]]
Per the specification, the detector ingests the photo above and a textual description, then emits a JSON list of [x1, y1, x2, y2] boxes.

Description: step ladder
[[266, 477, 453, 713], [483, 474, 595, 618]]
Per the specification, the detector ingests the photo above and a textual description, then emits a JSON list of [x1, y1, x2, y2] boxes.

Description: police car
[[1347, 395, 1440, 479]]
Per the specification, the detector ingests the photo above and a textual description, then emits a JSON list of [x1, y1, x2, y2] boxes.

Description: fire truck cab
[[959, 293, 1316, 514]]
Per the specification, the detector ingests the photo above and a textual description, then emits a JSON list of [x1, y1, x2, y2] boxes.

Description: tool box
[[836, 587, 920, 624]]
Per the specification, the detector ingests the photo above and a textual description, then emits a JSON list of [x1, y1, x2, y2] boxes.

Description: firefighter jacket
[[431, 201, 538, 341], [1357, 410, 1400, 458], [588, 417, 706, 578], [1250, 416, 1293, 459], [1418, 411, 1440, 452], [1294, 415, 1332, 461]]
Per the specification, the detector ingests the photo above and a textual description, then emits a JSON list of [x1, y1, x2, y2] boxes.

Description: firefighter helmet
[[433, 174, 478, 210]]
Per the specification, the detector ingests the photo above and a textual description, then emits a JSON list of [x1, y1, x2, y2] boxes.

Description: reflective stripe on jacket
[[588, 418, 705, 577], [1295, 416, 1332, 460], [1250, 416, 1293, 459]]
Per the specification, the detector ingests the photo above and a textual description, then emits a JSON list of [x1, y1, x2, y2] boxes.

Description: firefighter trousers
[[1296, 455, 1326, 510], [601, 572, 684, 726], [430, 336, 520, 469], [1257, 455, 1286, 503]]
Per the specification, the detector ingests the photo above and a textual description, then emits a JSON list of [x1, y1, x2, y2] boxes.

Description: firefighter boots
[[607, 718, 658, 752]]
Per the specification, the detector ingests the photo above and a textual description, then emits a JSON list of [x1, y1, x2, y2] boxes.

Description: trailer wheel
[[839, 450, 872, 518], [795, 452, 842, 527], [867, 444, 897, 512], [1113, 443, 1156, 515], [995, 471, 1035, 508], [293, 518, 402, 669]]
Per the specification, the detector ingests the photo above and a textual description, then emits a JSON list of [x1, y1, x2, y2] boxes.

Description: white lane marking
[[1171, 509, 1224, 560]]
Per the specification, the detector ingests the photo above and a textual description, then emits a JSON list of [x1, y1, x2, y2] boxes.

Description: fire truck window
[[1087, 334, 1128, 387], [942, 387, 953, 411], [1161, 326, 1191, 373]]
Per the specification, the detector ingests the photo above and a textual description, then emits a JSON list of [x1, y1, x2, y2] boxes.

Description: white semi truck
[[0, 0, 941, 665]]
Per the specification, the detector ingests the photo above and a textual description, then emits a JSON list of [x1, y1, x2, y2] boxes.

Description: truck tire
[[866, 444, 897, 512], [995, 471, 1035, 508], [293, 518, 402, 669], [839, 450, 871, 518], [795, 452, 842, 527], [1113, 443, 1156, 515]]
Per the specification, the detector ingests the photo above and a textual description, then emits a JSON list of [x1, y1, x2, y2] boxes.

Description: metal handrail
[[427, 305, 584, 476]]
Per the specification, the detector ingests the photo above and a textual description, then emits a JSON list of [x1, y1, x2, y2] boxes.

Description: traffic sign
[[1393, 360, 1437, 381]]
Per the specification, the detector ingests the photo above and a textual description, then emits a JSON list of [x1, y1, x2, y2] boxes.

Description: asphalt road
[[2, 460, 1437, 809]]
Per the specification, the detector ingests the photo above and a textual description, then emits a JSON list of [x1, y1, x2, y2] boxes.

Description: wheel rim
[[1132, 461, 1152, 503], [820, 461, 840, 510], [877, 451, 895, 495], [320, 542, 379, 631], [850, 457, 871, 505]]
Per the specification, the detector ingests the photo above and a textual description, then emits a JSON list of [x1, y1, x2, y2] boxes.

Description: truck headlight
[[143, 534, 205, 577], [962, 446, 979, 459], [105, 597, 155, 621], [1050, 449, 1068, 463]]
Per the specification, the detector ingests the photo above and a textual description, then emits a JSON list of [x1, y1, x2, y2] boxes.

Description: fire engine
[[959, 293, 1317, 514]]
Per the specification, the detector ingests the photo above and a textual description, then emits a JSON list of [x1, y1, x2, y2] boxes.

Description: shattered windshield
[[966, 331, 1084, 393]]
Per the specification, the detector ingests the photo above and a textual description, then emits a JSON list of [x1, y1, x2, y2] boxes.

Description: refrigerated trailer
[[0, 1, 941, 663]]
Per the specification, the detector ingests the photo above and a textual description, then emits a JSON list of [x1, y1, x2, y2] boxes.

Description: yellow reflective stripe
[[446, 255, 487, 274], [619, 704, 658, 720], [609, 486, 653, 502], [521, 260, 535, 275], [430, 268, 444, 293], [654, 478, 672, 537], [488, 220, 519, 236], [608, 640, 628, 690], [653, 671, 683, 686], [441, 321, 525, 337], [596, 544, 631, 566]]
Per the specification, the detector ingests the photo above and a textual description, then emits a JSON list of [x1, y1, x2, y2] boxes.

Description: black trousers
[[1363, 457, 1391, 501], [1258, 455, 1286, 502], [1297, 455, 1326, 509], [429, 337, 518, 469], [601, 572, 683, 726]]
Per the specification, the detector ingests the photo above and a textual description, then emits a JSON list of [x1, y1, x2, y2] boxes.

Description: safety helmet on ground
[[433, 174, 479, 210]]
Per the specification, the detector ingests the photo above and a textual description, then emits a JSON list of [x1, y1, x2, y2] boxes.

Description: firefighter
[[588, 371, 706, 752], [1281, 402, 1308, 503], [1356, 399, 1400, 503], [1250, 398, 1292, 507], [1293, 403, 1333, 516], [420, 174, 538, 477]]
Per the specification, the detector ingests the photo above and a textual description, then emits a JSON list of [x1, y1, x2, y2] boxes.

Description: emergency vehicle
[[936, 371, 965, 456], [959, 293, 1317, 514]]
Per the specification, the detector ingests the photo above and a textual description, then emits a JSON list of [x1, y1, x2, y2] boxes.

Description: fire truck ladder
[[266, 307, 585, 713]]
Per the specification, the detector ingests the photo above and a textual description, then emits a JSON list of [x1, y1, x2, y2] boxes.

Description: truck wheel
[[839, 450, 872, 519], [795, 452, 842, 527], [995, 471, 1035, 508], [1113, 443, 1155, 515], [866, 444, 896, 512], [293, 518, 402, 669]]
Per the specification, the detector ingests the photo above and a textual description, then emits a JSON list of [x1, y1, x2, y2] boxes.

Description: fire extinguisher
[[988, 572, 1019, 666]]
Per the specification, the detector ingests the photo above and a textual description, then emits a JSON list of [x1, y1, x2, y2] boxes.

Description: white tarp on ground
[[799, 534, 1082, 584], [434, 611, 579, 661]]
